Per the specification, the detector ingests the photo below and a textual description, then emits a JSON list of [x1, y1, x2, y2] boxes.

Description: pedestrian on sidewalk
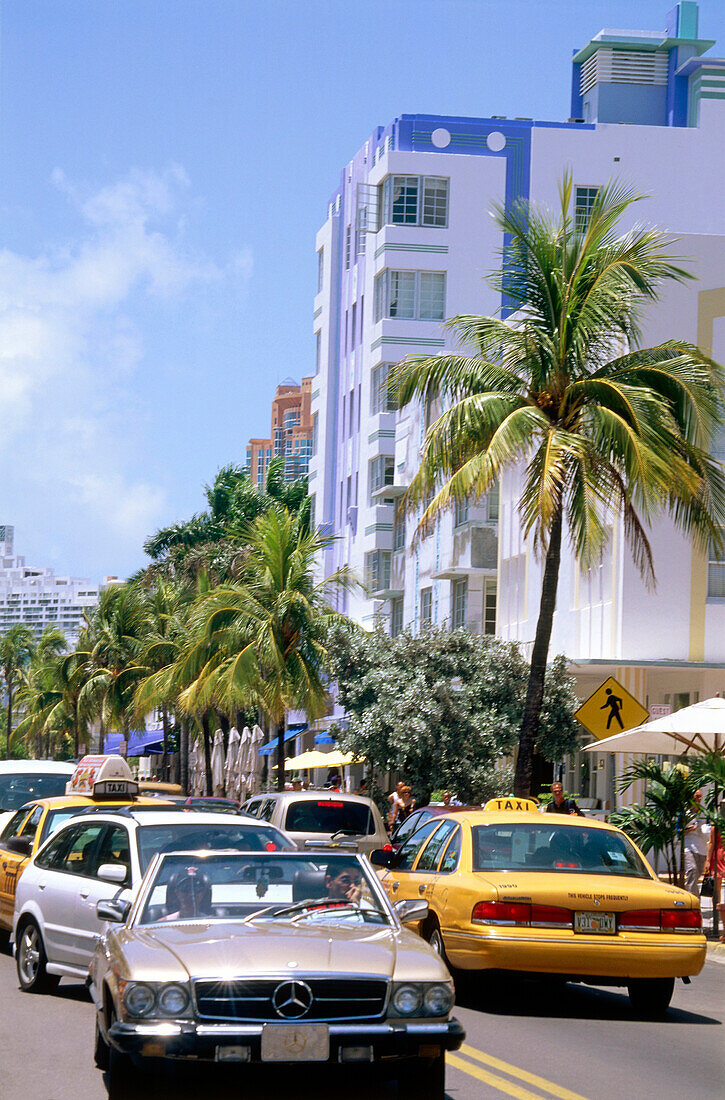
[[684, 789, 710, 895], [389, 785, 415, 829], [545, 782, 583, 816], [705, 812, 725, 942]]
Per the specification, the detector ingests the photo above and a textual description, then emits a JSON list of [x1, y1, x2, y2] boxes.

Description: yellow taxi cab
[[371, 796, 706, 1017], [0, 755, 170, 935]]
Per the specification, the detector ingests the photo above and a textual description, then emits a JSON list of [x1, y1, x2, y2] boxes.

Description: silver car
[[89, 850, 463, 1099], [12, 808, 294, 992], [241, 791, 389, 855]]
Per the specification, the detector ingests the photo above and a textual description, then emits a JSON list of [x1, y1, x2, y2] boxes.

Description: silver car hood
[[112, 921, 447, 984]]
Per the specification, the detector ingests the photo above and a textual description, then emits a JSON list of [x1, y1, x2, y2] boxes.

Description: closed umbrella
[[225, 727, 241, 800], [211, 729, 226, 797], [187, 738, 198, 796], [247, 723, 265, 795], [190, 738, 204, 796], [238, 726, 252, 800]]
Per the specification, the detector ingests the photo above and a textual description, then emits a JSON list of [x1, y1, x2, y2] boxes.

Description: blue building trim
[[570, 56, 584, 119]]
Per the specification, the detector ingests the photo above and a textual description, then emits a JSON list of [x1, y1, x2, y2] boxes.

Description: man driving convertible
[[324, 859, 363, 904]]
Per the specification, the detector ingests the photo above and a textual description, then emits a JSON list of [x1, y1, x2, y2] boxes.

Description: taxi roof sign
[[67, 755, 138, 799], [484, 796, 540, 813]]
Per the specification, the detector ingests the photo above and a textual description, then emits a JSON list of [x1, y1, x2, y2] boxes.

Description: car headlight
[[392, 984, 423, 1015], [423, 983, 453, 1016], [157, 983, 189, 1016], [123, 982, 156, 1017]]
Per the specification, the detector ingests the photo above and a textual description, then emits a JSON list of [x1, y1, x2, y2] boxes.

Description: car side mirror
[[369, 848, 395, 868], [96, 898, 131, 923], [5, 836, 33, 857], [395, 899, 429, 924], [98, 863, 128, 884]]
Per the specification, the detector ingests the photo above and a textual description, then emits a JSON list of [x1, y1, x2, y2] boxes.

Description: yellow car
[[372, 798, 706, 1017], [0, 755, 169, 935]]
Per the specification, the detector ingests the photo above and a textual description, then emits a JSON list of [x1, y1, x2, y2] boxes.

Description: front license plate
[[261, 1024, 330, 1062], [574, 910, 616, 935]]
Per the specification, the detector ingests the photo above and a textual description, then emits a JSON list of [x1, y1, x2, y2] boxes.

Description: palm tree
[[0, 624, 36, 758], [394, 175, 725, 795], [197, 508, 356, 790], [14, 628, 68, 758]]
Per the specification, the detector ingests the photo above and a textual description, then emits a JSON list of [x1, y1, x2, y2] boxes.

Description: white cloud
[[0, 166, 251, 575]]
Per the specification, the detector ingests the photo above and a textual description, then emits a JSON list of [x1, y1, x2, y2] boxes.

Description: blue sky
[[3, 0, 725, 580]]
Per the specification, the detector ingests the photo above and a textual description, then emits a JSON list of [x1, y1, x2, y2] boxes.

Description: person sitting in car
[[325, 860, 363, 905], [161, 866, 213, 921]]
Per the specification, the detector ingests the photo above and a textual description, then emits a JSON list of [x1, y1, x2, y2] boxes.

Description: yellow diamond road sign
[[574, 677, 649, 741]]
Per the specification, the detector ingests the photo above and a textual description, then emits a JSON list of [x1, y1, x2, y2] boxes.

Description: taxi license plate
[[574, 911, 616, 935], [261, 1024, 330, 1062]]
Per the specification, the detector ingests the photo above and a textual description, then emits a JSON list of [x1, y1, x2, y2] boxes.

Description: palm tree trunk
[[201, 712, 213, 796], [276, 719, 286, 792], [99, 710, 105, 755], [180, 721, 189, 794], [6, 683, 13, 760], [161, 705, 169, 782], [514, 504, 563, 797]]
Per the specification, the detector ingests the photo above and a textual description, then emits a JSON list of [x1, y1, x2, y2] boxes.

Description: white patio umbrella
[[190, 737, 204, 795], [187, 738, 198, 796], [584, 696, 725, 756], [225, 727, 241, 800], [246, 723, 266, 795], [211, 729, 226, 797], [238, 726, 252, 800]]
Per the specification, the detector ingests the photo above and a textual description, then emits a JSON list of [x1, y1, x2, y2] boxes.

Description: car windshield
[[0, 773, 70, 812], [472, 823, 651, 878], [284, 799, 375, 835], [136, 822, 295, 872], [136, 852, 391, 927]]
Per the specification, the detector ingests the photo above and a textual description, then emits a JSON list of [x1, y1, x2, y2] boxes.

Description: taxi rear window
[[0, 773, 70, 811], [471, 824, 650, 878], [284, 800, 375, 835], [136, 823, 295, 871]]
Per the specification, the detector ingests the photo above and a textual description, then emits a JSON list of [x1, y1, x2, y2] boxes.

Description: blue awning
[[314, 732, 334, 746], [258, 724, 307, 756], [105, 730, 166, 757]]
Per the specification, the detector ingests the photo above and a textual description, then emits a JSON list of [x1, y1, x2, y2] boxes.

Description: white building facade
[[309, 3, 725, 803], [0, 525, 102, 648]]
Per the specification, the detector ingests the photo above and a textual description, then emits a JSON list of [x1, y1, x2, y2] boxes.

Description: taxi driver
[[325, 860, 363, 904]]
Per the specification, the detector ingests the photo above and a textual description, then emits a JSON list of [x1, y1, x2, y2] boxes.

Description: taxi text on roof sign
[[574, 676, 649, 741], [483, 796, 539, 813], [67, 755, 139, 799]]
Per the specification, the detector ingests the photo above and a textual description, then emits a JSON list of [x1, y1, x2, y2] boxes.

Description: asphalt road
[[0, 946, 722, 1100]]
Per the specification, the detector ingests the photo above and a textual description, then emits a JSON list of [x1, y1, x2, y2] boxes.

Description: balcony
[[432, 523, 498, 581]]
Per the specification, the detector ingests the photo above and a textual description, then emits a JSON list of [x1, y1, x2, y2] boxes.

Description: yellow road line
[[447, 1052, 546, 1100], [458, 1043, 590, 1100]]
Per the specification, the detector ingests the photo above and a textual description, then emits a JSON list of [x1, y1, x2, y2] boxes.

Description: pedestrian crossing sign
[[574, 677, 649, 741]]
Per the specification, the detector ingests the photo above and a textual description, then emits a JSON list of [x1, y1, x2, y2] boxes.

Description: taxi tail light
[[618, 909, 662, 930], [530, 905, 572, 928], [472, 901, 531, 925], [661, 908, 701, 930]]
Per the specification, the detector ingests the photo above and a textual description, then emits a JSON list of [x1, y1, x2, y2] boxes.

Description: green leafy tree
[[0, 624, 36, 759], [394, 176, 725, 795], [327, 625, 579, 805]]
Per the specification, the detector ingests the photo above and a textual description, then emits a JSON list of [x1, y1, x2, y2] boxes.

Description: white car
[[0, 760, 76, 833], [12, 808, 295, 993]]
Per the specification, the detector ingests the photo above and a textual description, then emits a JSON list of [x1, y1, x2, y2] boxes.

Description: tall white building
[[0, 525, 102, 647], [309, 2, 725, 804]]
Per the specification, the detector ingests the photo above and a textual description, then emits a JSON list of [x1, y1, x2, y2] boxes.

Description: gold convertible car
[[88, 850, 463, 1099], [372, 798, 706, 1017]]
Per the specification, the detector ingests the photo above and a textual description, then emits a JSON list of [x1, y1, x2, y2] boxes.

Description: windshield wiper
[[330, 828, 364, 840]]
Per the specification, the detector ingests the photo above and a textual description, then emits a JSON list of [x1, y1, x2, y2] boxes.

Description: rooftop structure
[[246, 378, 314, 487]]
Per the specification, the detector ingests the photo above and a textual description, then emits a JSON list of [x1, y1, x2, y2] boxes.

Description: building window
[[311, 413, 318, 456], [708, 531, 725, 597], [317, 248, 324, 292], [452, 578, 467, 630], [374, 270, 446, 322], [420, 587, 432, 627], [369, 455, 395, 503], [309, 494, 316, 530], [487, 481, 500, 521], [345, 224, 351, 270], [454, 497, 469, 528], [366, 550, 392, 593], [574, 186, 599, 232], [371, 363, 396, 414], [390, 597, 403, 637], [484, 581, 497, 635], [380, 175, 449, 228], [393, 506, 405, 551], [315, 331, 321, 374]]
